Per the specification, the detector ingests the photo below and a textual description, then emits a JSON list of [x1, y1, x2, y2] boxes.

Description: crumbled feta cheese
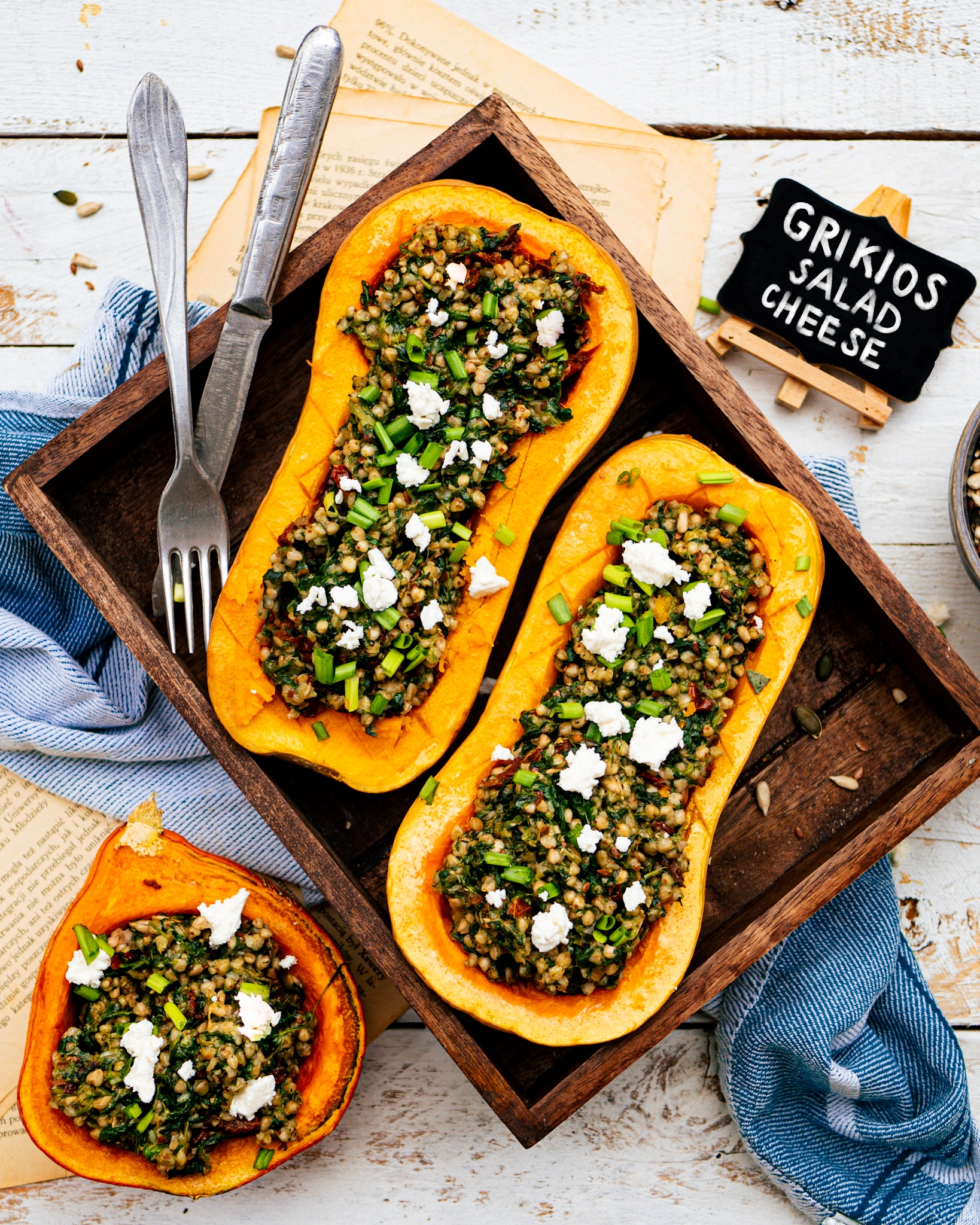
[[583, 700, 631, 738], [629, 716, 685, 770], [405, 513, 431, 550], [420, 599, 443, 630], [230, 1074, 277, 1120], [925, 601, 950, 627], [535, 309, 565, 349], [403, 379, 450, 429], [576, 823, 602, 853], [530, 902, 572, 953], [362, 566, 398, 611], [654, 625, 674, 644], [683, 582, 712, 621], [329, 584, 359, 615], [425, 296, 449, 326], [446, 261, 467, 284], [296, 585, 327, 615], [337, 619, 364, 650], [121, 1019, 165, 1104], [471, 439, 493, 464], [486, 888, 507, 909], [177, 1060, 195, 1083], [396, 451, 430, 487], [623, 539, 687, 588], [558, 744, 606, 800], [491, 744, 514, 762], [482, 392, 502, 420], [367, 547, 395, 579], [338, 476, 361, 492], [753, 615, 764, 631], [581, 604, 629, 662], [468, 556, 509, 599], [485, 330, 508, 359], [442, 439, 469, 467], [279, 955, 296, 969], [615, 836, 631, 854], [622, 880, 647, 912], [198, 887, 249, 948], [236, 990, 282, 1041], [65, 948, 110, 989]]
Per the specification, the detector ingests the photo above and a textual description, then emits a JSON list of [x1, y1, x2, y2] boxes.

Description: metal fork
[[128, 73, 229, 654]]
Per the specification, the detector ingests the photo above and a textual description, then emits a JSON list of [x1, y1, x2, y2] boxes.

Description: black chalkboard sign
[[717, 178, 976, 402]]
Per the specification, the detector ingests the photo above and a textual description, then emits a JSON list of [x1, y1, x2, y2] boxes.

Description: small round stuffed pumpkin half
[[387, 436, 823, 1046], [208, 180, 638, 793], [19, 800, 364, 1197]]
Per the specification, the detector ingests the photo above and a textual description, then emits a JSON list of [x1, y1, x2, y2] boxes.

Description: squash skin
[[207, 180, 638, 793], [18, 827, 364, 1197], [387, 436, 824, 1046]]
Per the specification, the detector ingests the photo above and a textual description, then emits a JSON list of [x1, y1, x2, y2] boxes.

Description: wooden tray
[[8, 95, 980, 1146]]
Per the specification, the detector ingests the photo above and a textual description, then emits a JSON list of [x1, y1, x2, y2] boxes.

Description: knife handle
[[232, 26, 343, 319]]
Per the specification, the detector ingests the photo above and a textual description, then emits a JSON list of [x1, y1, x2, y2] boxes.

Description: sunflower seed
[[187, 166, 213, 181], [793, 704, 822, 738], [794, 826, 804, 839], [892, 688, 907, 704], [755, 780, 771, 817], [76, 201, 103, 217], [72, 253, 97, 269], [830, 775, 859, 791], [816, 649, 834, 682], [855, 739, 869, 752], [276, 44, 297, 58]]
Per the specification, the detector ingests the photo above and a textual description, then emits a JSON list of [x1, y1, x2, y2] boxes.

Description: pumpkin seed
[[755, 780, 771, 816], [53, 190, 78, 206], [830, 774, 859, 791], [793, 704, 822, 738], [892, 688, 907, 705], [816, 649, 834, 682], [76, 201, 103, 218]]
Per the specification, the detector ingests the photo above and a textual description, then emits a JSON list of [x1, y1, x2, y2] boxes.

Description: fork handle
[[128, 73, 194, 462]]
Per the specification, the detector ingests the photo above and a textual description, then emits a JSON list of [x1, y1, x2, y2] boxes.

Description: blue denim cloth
[[1, 282, 975, 1221]]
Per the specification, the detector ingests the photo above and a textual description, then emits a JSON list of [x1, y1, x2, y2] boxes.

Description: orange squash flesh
[[207, 180, 638, 793], [387, 436, 823, 1046], [18, 826, 365, 1197]]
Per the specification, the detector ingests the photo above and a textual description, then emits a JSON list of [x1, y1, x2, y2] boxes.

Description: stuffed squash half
[[387, 437, 823, 1046], [208, 181, 638, 792]]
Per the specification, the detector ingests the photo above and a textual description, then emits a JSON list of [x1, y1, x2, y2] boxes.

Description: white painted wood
[[0, 347, 72, 393], [4, 1, 980, 136]]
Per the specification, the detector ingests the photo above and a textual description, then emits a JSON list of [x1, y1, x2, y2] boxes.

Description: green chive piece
[[691, 608, 726, 633], [502, 865, 534, 886], [537, 881, 560, 900], [136, 1108, 154, 1134], [419, 441, 444, 469], [585, 721, 602, 743], [598, 655, 624, 670], [313, 647, 334, 685], [452, 522, 472, 541], [608, 926, 630, 946], [239, 981, 270, 999], [73, 985, 101, 1002], [255, 1148, 275, 1172], [635, 612, 654, 647], [617, 515, 644, 528], [448, 540, 469, 564], [484, 851, 511, 866], [361, 478, 386, 492], [593, 930, 608, 944], [603, 564, 630, 588], [54, 189, 78, 206], [419, 777, 439, 805], [370, 694, 389, 716], [403, 432, 423, 455], [357, 383, 381, 404], [445, 349, 467, 380], [376, 478, 394, 505], [613, 520, 643, 542], [73, 924, 99, 963], [482, 292, 498, 318], [555, 702, 585, 720], [419, 510, 448, 530], [606, 530, 624, 546], [404, 651, 425, 674], [604, 592, 633, 614], [125, 1103, 143, 1120], [545, 344, 568, 362], [648, 667, 672, 692], [146, 972, 169, 994], [405, 333, 426, 363], [747, 670, 770, 694], [648, 527, 668, 547], [698, 296, 721, 315], [393, 632, 413, 649], [375, 607, 401, 631], [312, 721, 329, 741], [635, 699, 667, 717], [380, 649, 404, 677], [322, 491, 339, 517], [376, 451, 401, 468], [466, 326, 479, 345], [408, 369, 440, 388], [596, 914, 616, 931], [417, 481, 440, 492], [796, 596, 813, 618], [387, 415, 415, 445], [513, 768, 537, 787], [164, 1001, 187, 1031], [443, 425, 465, 441], [547, 593, 572, 625], [795, 554, 811, 571], [334, 660, 356, 682], [345, 510, 374, 530], [615, 468, 641, 487], [95, 935, 114, 958], [494, 524, 516, 546], [344, 676, 359, 712], [373, 421, 395, 453], [697, 470, 734, 484], [351, 496, 380, 523], [717, 503, 748, 527]]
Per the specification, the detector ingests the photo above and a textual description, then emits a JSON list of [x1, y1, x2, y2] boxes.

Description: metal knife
[[151, 25, 343, 616]]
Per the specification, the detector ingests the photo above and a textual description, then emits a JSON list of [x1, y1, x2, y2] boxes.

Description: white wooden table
[[6, 3, 980, 1220]]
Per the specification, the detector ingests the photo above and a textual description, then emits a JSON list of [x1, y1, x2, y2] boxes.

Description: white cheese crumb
[[468, 556, 509, 599], [296, 585, 327, 615], [420, 599, 443, 630], [623, 539, 687, 588], [337, 620, 364, 650], [121, 1019, 165, 1104], [396, 451, 430, 488], [329, 584, 359, 615], [576, 823, 602, 853], [177, 1060, 195, 1082], [558, 744, 606, 800], [482, 392, 502, 420], [198, 887, 249, 948], [485, 330, 508, 359], [622, 880, 647, 912], [236, 990, 282, 1041], [581, 604, 629, 662], [425, 296, 449, 327], [654, 625, 675, 644], [491, 744, 514, 762], [403, 379, 450, 429], [442, 439, 469, 467], [530, 902, 572, 953], [279, 955, 296, 969], [230, 1074, 277, 1120], [753, 615, 764, 631], [446, 262, 467, 284], [338, 476, 361, 492], [362, 566, 398, 611], [583, 700, 630, 738], [683, 582, 712, 621], [405, 513, 431, 550], [629, 716, 685, 770], [65, 947, 110, 989], [535, 309, 565, 349], [486, 888, 507, 909], [615, 836, 632, 854], [471, 439, 493, 465], [367, 547, 395, 579], [925, 601, 950, 627]]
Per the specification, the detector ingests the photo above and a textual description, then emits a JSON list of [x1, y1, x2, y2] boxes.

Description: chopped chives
[[635, 699, 667, 717], [593, 929, 608, 944], [376, 451, 401, 468], [136, 1108, 154, 1133], [125, 1103, 143, 1120], [484, 851, 511, 866], [452, 522, 472, 541], [417, 481, 440, 492], [796, 596, 813, 618], [312, 721, 329, 741], [691, 608, 726, 633], [373, 421, 395, 453], [370, 694, 389, 716], [648, 667, 672, 692], [387, 415, 415, 445], [403, 432, 423, 455], [795, 554, 811, 571], [164, 1001, 187, 1031], [547, 593, 572, 625], [334, 661, 356, 682], [403, 651, 426, 673], [408, 369, 440, 388], [146, 972, 169, 994], [419, 441, 444, 469], [445, 349, 467, 380], [698, 295, 721, 315], [598, 655, 624, 671], [513, 768, 537, 787], [313, 647, 334, 685], [346, 510, 375, 530], [380, 649, 404, 677], [502, 865, 534, 885], [494, 524, 515, 546], [95, 934, 114, 958], [555, 702, 584, 720], [617, 515, 644, 528], [376, 478, 393, 505], [603, 564, 630, 588], [393, 632, 413, 649], [604, 592, 633, 614], [351, 496, 380, 523], [636, 612, 654, 647], [596, 914, 616, 931], [73, 924, 99, 963], [405, 333, 426, 363], [361, 477, 386, 491], [648, 527, 668, 547], [254, 1148, 275, 1171], [585, 722, 602, 743], [616, 467, 641, 487], [344, 676, 359, 712], [606, 530, 624, 546], [466, 326, 479, 345], [717, 503, 748, 527], [419, 776, 439, 805], [608, 926, 629, 946], [322, 490, 339, 517], [73, 984, 100, 1002], [443, 425, 465, 441], [633, 577, 653, 597], [481, 292, 498, 318], [536, 881, 560, 900], [375, 606, 401, 630], [448, 540, 469, 564], [697, 470, 734, 484], [357, 383, 381, 404], [419, 510, 447, 529], [545, 344, 568, 362]]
